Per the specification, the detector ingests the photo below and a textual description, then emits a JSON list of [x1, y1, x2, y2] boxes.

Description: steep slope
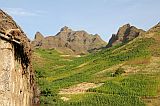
[[107, 24, 145, 47], [0, 10, 38, 105], [33, 22, 160, 106], [32, 26, 107, 54]]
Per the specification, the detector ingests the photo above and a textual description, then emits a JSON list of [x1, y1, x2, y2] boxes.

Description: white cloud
[[2, 8, 40, 17]]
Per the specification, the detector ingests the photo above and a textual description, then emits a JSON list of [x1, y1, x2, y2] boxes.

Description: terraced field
[[33, 36, 160, 106]]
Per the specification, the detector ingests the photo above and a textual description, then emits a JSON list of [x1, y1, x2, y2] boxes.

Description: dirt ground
[[59, 82, 103, 95]]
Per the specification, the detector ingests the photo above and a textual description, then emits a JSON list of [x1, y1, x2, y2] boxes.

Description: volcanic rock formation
[[107, 24, 145, 47], [32, 26, 107, 55]]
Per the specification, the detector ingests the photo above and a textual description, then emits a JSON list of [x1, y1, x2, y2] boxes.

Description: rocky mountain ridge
[[32, 26, 107, 54]]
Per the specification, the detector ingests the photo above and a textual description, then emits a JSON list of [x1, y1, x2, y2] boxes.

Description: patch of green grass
[[56, 93, 145, 106]]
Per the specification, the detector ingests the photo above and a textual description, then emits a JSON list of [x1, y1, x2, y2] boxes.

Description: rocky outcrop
[[107, 24, 145, 47], [32, 32, 44, 47], [0, 9, 37, 106], [32, 26, 107, 54]]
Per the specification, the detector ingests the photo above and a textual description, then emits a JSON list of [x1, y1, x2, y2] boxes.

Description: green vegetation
[[33, 37, 160, 106], [89, 74, 159, 96], [55, 94, 145, 106]]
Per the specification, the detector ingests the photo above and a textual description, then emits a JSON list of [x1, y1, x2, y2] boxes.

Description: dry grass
[[125, 57, 150, 65]]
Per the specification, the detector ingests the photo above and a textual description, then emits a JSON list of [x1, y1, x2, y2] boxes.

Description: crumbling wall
[[0, 10, 37, 106], [0, 37, 33, 106]]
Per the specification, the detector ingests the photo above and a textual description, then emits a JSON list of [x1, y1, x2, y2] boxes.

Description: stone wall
[[0, 37, 33, 106]]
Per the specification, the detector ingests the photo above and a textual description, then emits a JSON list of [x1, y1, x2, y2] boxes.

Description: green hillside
[[32, 25, 160, 106]]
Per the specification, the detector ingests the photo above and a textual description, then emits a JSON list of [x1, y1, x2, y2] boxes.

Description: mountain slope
[[33, 23, 160, 106], [32, 26, 107, 54]]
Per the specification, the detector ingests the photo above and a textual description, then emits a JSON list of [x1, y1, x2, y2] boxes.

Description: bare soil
[[59, 82, 103, 94]]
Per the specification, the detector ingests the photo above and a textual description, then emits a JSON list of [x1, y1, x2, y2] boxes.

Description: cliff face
[[0, 10, 37, 106], [107, 24, 145, 47], [32, 26, 107, 54]]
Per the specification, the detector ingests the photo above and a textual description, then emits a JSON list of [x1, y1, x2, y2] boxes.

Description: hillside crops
[[33, 37, 160, 106]]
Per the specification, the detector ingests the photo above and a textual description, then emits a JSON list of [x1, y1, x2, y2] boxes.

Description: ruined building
[[0, 10, 37, 106]]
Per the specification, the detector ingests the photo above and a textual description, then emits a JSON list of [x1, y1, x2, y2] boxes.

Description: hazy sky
[[1, 0, 160, 41]]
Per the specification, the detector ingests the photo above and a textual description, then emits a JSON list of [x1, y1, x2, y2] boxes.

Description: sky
[[0, 0, 160, 41]]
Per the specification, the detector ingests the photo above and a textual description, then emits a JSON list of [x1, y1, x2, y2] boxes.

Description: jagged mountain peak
[[107, 24, 145, 47], [35, 32, 44, 40], [32, 27, 107, 54], [120, 23, 131, 28], [60, 26, 72, 32]]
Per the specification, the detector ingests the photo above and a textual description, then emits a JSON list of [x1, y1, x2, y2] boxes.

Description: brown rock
[[32, 32, 44, 47], [34, 32, 44, 41], [32, 26, 107, 54], [107, 24, 145, 47]]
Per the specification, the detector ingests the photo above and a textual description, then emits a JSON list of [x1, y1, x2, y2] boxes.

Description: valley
[[1, 1, 160, 106], [32, 24, 160, 105]]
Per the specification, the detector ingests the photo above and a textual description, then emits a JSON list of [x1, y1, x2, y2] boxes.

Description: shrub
[[112, 67, 125, 77]]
